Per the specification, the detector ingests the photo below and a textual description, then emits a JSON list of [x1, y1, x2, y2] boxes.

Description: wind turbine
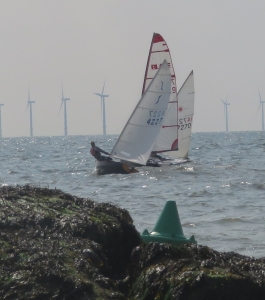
[[258, 89, 265, 131], [0, 104, 4, 138], [26, 89, 35, 137], [94, 79, 109, 135], [220, 96, 230, 132], [60, 85, 70, 136]]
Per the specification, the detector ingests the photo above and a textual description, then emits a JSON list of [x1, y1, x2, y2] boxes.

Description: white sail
[[111, 60, 171, 165], [142, 33, 179, 154], [172, 71, 195, 159]]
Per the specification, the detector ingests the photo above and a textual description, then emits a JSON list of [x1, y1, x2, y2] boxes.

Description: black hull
[[146, 161, 161, 167], [95, 158, 189, 175], [96, 160, 136, 175], [146, 157, 190, 167]]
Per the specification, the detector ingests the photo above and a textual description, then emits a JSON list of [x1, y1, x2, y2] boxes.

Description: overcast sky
[[1, 0, 265, 137]]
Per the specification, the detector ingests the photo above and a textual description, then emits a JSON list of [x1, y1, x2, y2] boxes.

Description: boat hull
[[96, 160, 137, 175], [130, 157, 190, 169]]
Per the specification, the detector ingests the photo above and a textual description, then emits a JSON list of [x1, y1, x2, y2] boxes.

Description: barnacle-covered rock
[[1, 185, 265, 299], [0, 185, 140, 299], [127, 243, 265, 300]]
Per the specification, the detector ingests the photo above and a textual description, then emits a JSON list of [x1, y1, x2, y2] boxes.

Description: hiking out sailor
[[90, 141, 110, 161], [150, 151, 167, 161]]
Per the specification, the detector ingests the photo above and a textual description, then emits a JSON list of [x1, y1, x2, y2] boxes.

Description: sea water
[[0, 131, 264, 258]]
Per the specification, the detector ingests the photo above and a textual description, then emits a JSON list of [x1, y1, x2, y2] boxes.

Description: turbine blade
[[257, 102, 261, 114], [59, 100, 63, 114], [258, 88, 262, 102], [25, 102, 29, 112], [102, 78, 106, 94], [220, 99, 226, 117], [61, 82, 64, 99], [257, 89, 262, 114]]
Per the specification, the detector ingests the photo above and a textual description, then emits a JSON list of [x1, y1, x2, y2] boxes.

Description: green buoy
[[141, 200, 196, 246]]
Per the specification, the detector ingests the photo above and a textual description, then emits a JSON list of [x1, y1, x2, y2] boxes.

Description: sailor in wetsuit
[[150, 151, 167, 161], [90, 141, 111, 161]]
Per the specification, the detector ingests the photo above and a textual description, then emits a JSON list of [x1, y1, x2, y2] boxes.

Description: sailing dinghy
[[96, 60, 172, 175], [142, 33, 195, 166]]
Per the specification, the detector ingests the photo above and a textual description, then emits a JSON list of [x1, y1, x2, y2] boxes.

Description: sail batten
[[162, 125, 178, 128], [151, 50, 170, 53]]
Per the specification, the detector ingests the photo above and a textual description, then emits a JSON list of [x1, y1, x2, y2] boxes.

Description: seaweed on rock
[[0, 185, 140, 299], [1, 185, 265, 300]]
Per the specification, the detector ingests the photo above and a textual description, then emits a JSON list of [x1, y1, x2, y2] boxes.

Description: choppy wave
[[0, 132, 265, 258]]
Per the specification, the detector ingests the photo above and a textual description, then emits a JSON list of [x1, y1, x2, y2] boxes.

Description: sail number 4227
[[147, 110, 165, 125]]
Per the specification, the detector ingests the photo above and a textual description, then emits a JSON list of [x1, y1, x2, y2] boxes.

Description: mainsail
[[142, 32, 178, 155], [173, 70, 194, 159], [111, 60, 171, 165]]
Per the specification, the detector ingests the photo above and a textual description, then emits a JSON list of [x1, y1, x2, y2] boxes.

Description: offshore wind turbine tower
[[27, 90, 35, 137], [221, 96, 230, 132], [258, 89, 265, 131], [0, 104, 4, 138], [60, 86, 70, 136], [94, 80, 109, 135]]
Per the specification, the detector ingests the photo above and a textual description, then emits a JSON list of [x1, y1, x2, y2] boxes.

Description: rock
[[127, 243, 265, 299], [0, 185, 140, 299]]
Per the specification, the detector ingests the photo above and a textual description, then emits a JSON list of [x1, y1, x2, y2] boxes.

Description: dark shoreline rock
[[0, 185, 265, 299], [0, 185, 140, 299], [128, 243, 265, 299]]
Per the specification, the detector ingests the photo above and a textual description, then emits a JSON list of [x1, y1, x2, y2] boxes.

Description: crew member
[[90, 141, 110, 161], [150, 151, 167, 161]]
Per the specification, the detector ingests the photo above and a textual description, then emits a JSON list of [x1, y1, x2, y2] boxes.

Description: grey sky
[[1, 0, 265, 137]]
